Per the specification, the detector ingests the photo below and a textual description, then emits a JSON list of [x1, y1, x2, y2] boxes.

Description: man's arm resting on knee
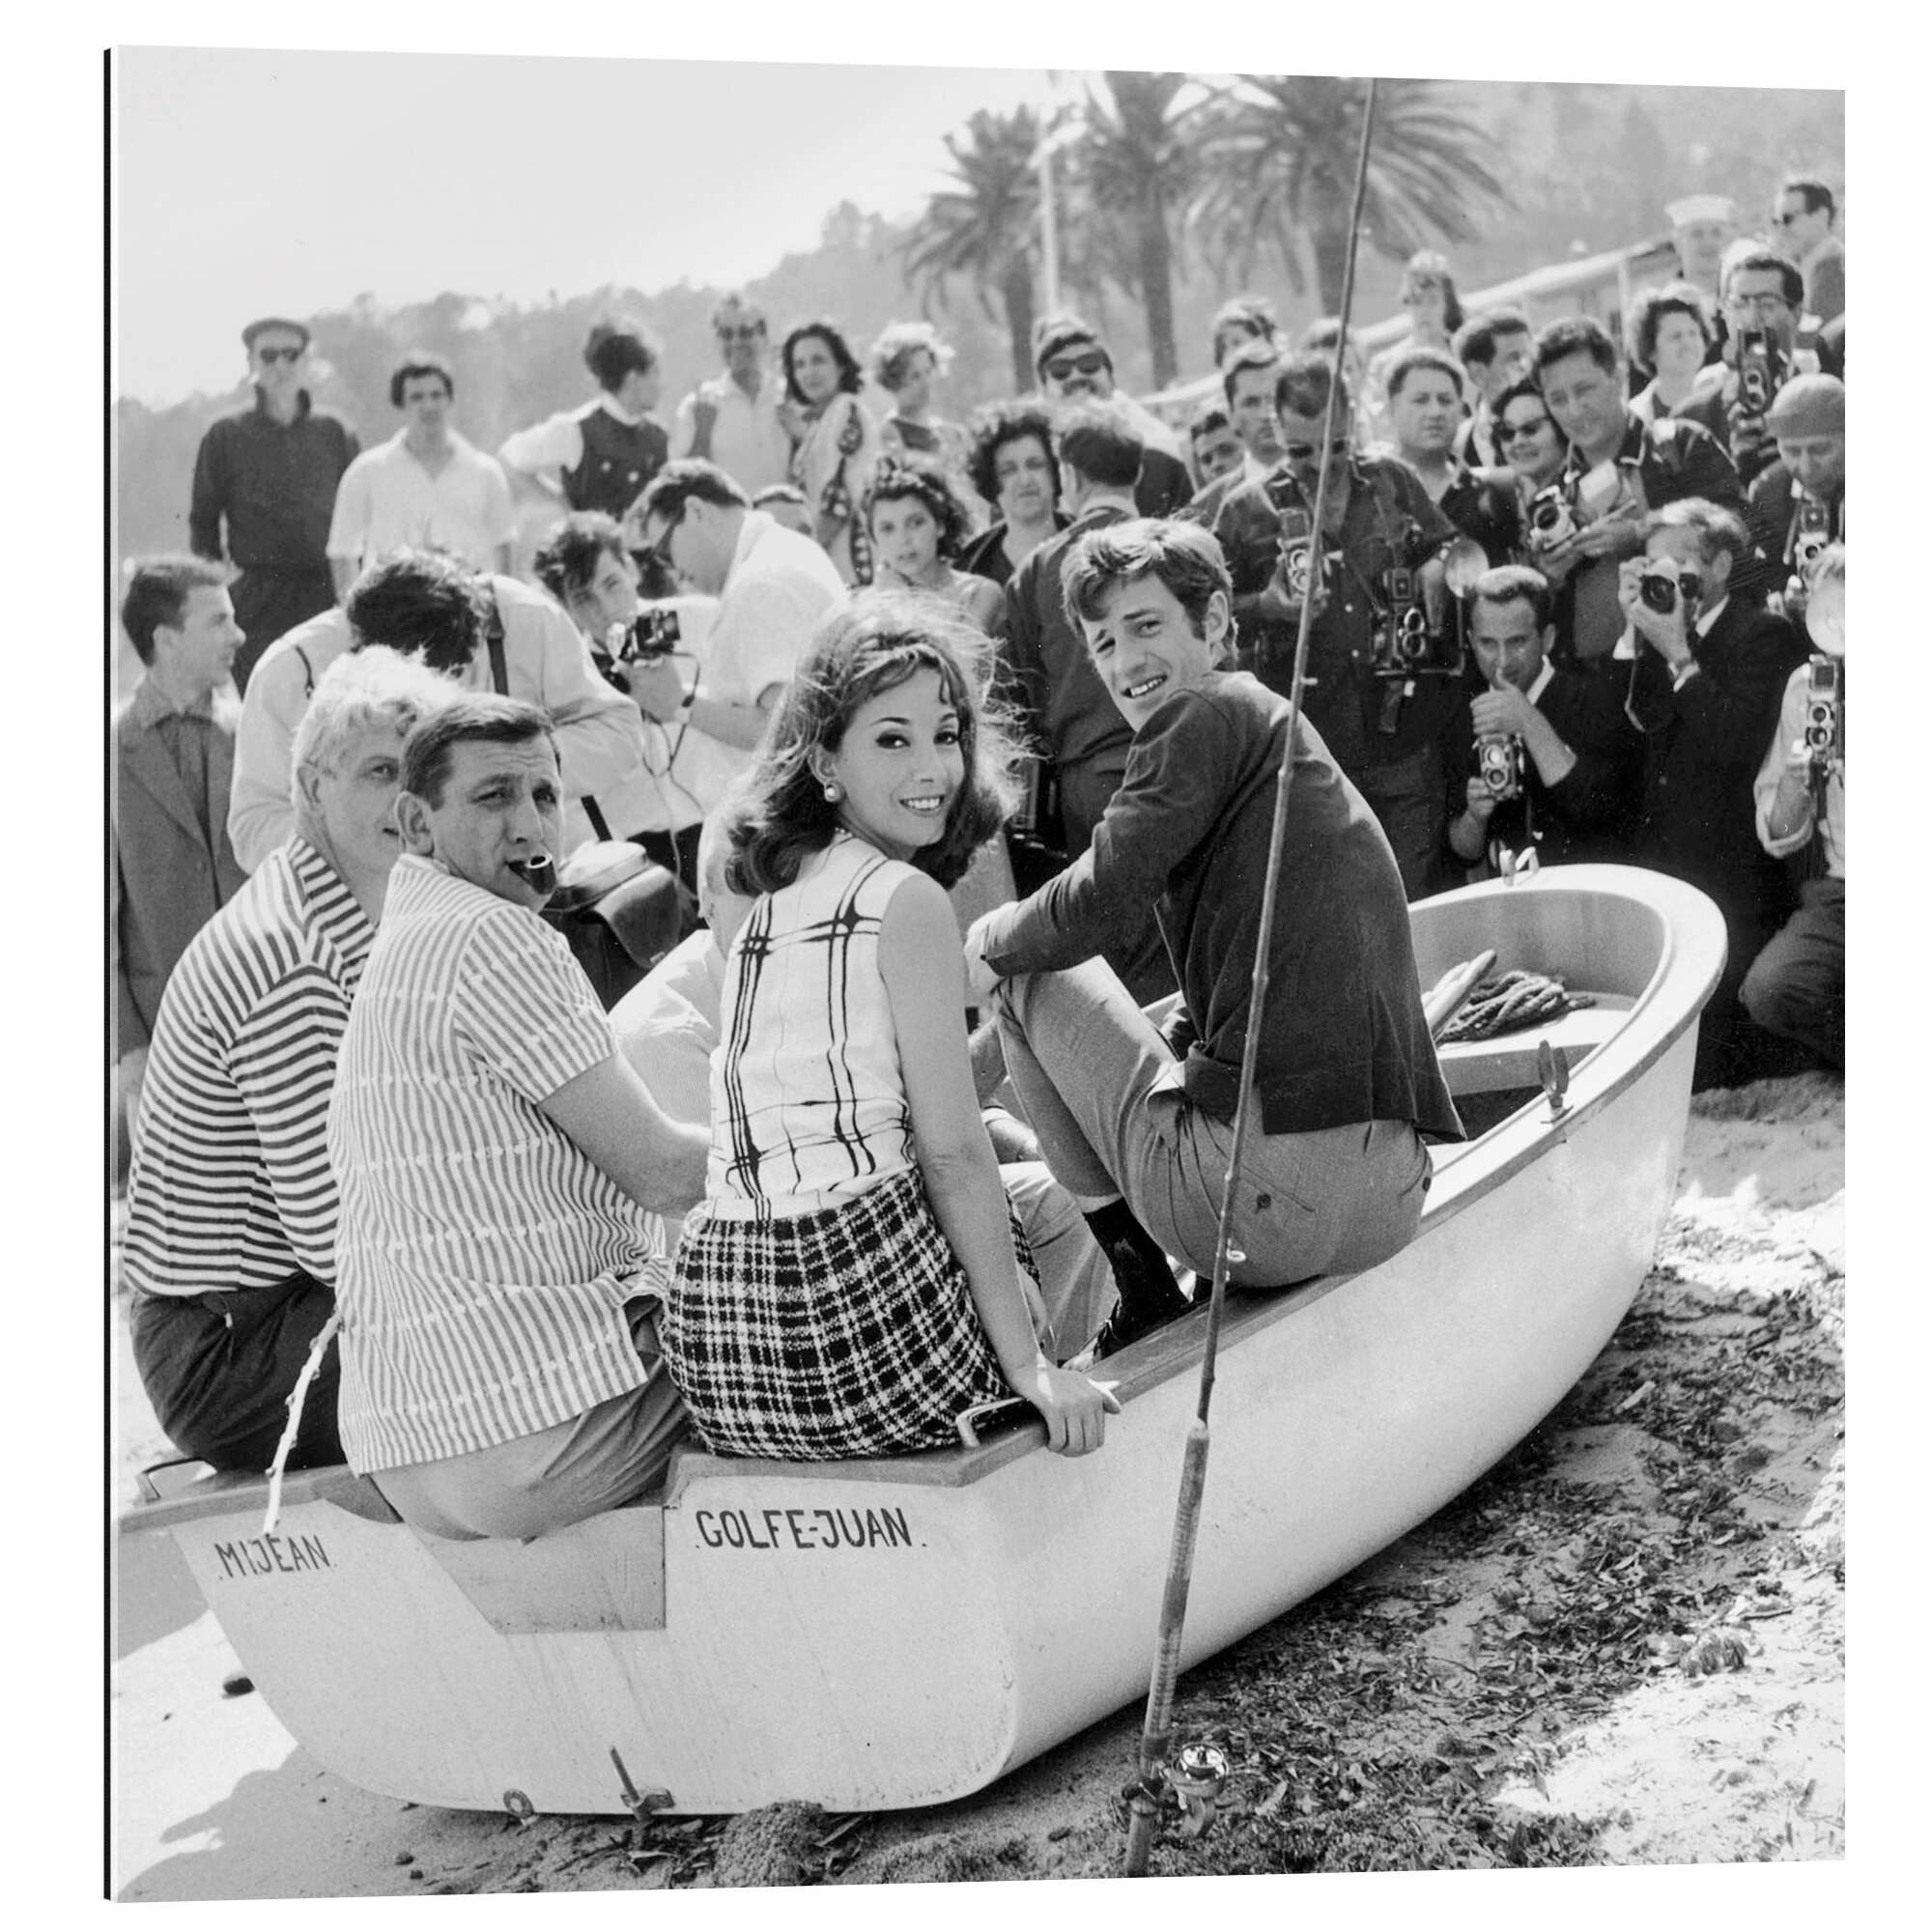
[[539, 1053, 710, 1217]]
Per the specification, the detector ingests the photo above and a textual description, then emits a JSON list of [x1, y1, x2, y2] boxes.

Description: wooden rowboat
[[118, 863, 1725, 1820]]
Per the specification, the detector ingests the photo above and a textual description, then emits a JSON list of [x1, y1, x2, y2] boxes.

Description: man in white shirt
[[228, 549, 646, 867], [668, 295, 793, 497], [327, 353, 515, 592], [531, 509, 724, 890], [629, 460, 845, 790]]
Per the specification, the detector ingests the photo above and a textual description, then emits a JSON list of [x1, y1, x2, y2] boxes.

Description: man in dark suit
[[1444, 565, 1637, 879], [114, 557, 250, 1135], [1614, 500, 1809, 1087], [1000, 406, 1173, 1002]]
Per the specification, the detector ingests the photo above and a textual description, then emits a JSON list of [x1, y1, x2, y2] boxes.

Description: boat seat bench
[[1432, 992, 1634, 1095]]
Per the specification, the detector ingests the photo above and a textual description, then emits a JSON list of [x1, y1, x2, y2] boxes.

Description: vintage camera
[[1477, 735, 1523, 802], [1790, 498, 1832, 581], [1736, 329, 1784, 417], [1372, 566, 1451, 676], [1638, 565, 1702, 617], [1279, 538, 1317, 603], [618, 607, 683, 663], [1525, 483, 1576, 551], [1803, 656, 1841, 771]]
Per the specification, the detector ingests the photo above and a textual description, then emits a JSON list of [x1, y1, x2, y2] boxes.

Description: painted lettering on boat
[[692, 1505, 913, 1551], [210, 1532, 332, 1579]]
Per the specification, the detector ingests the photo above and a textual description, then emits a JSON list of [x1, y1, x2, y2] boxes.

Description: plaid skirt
[[664, 1166, 1036, 1460]]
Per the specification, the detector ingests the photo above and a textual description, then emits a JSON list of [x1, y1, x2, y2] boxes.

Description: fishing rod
[[1122, 75, 1382, 1881]]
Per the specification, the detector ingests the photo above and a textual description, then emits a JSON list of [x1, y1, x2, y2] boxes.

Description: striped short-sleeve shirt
[[328, 855, 668, 1472], [123, 837, 372, 1299]]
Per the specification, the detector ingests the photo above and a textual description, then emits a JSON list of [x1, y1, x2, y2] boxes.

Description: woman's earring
[[823, 781, 841, 803]]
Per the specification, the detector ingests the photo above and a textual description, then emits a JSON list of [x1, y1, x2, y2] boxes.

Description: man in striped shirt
[[125, 649, 455, 1472], [328, 696, 710, 1541]]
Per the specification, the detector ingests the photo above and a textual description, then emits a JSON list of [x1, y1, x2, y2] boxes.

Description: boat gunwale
[[659, 866, 1727, 1500]]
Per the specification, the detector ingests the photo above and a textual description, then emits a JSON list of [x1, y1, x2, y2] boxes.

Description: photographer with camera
[[1615, 498, 1808, 1087], [1743, 545, 1844, 1072], [229, 549, 647, 872], [531, 510, 733, 892], [1210, 350, 1464, 897], [628, 456, 846, 774], [1744, 374, 1845, 642], [1528, 317, 1747, 667], [1444, 565, 1636, 878], [1681, 249, 1833, 489]]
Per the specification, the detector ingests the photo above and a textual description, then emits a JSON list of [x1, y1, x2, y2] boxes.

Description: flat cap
[[242, 316, 312, 352], [1766, 373, 1846, 440]]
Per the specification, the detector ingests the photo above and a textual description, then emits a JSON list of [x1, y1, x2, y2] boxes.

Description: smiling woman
[[662, 593, 1122, 1463]]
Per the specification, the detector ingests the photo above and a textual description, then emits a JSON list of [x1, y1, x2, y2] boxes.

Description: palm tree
[[1193, 77, 1511, 316], [901, 106, 1045, 393], [1073, 71, 1205, 388]]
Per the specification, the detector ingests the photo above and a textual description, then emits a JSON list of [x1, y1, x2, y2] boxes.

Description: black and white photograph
[[98, 14, 1888, 1916]]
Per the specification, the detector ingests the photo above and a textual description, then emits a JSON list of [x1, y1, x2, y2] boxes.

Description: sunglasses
[[1281, 437, 1352, 463], [1500, 415, 1553, 440], [640, 506, 685, 568], [255, 346, 304, 364], [1773, 211, 1807, 227], [717, 324, 764, 342], [1044, 352, 1108, 382]]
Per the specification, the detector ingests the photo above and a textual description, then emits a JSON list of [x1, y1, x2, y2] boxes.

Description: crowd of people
[[115, 171, 1845, 1546]]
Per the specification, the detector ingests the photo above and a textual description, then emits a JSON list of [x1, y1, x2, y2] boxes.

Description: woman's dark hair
[[1401, 250, 1464, 335], [780, 320, 864, 406], [583, 322, 659, 392], [1624, 281, 1715, 374], [965, 402, 1059, 510], [388, 351, 456, 409], [862, 457, 973, 560], [726, 592, 1021, 895]]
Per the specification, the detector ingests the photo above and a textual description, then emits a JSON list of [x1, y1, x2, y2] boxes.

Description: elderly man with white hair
[[124, 648, 454, 1473]]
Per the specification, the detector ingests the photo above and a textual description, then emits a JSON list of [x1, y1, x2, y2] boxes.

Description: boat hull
[[131, 866, 1725, 1816]]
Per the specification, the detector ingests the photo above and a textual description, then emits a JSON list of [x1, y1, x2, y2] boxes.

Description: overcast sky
[[113, 49, 1058, 405]]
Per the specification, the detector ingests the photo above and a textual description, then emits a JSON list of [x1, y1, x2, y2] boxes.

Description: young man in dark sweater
[[965, 520, 1462, 1350]]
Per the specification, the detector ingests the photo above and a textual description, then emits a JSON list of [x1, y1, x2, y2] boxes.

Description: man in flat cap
[[190, 319, 360, 692], [1746, 374, 1846, 645]]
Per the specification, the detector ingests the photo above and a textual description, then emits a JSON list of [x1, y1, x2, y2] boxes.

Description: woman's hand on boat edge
[[1012, 1362, 1122, 1457]]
